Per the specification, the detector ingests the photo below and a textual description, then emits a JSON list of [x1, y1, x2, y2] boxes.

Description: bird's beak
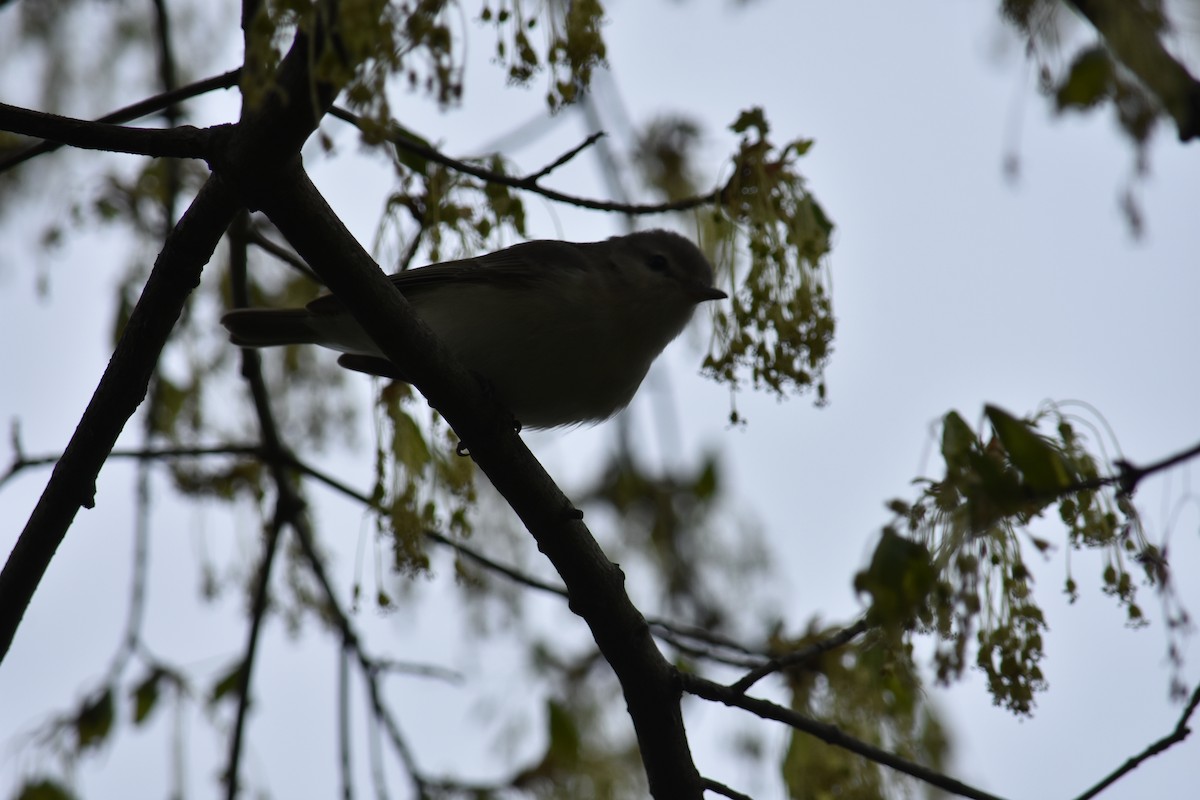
[[694, 286, 728, 302]]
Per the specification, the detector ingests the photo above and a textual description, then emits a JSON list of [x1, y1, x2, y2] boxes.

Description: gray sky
[[2, 1, 1198, 798]]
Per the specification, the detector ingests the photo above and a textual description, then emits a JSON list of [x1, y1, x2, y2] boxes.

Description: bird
[[221, 229, 727, 429]]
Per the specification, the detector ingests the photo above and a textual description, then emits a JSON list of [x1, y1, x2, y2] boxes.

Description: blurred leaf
[[986, 404, 1070, 492], [14, 779, 78, 800], [129, 667, 175, 726], [854, 529, 936, 628], [208, 660, 245, 707], [1055, 46, 1114, 111], [74, 688, 114, 752]]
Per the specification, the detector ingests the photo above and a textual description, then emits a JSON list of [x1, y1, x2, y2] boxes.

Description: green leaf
[[940, 411, 976, 470], [545, 699, 582, 765], [730, 106, 769, 136], [15, 778, 78, 800], [130, 668, 166, 725], [74, 688, 115, 752], [1056, 46, 1114, 111], [854, 529, 936, 627], [208, 660, 245, 707], [986, 405, 1070, 492]]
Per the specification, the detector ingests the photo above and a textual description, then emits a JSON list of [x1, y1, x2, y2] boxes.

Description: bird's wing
[[305, 240, 583, 315]]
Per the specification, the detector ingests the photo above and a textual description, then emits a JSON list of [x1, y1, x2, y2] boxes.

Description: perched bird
[[221, 229, 726, 429]]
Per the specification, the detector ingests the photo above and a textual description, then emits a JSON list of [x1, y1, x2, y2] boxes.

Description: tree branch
[[0, 69, 240, 174], [246, 161, 704, 798], [0, 176, 239, 663], [701, 777, 753, 800], [1072, 680, 1200, 800], [223, 498, 286, 800], [680, 673, 1010, 800], [0, 102, 213, 160], [329, 106, 721, 215], [525, 131, 606, 181], [729, 619, 868, 694], [0, 0, 354, 666]]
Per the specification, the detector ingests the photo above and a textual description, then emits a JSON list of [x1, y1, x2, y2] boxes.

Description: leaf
[[74, 688, 115, 752], [208, 660, 245, 707], [545, 699, 582, 765], [940, 411, 976, 470], [985, 405, 1070, 492], [730, 106, 769, 136], [15, 778, 78, 800], [130, 668, 166, 725], [1056, 46, 1114, 111], [854, 529, 936, 628]]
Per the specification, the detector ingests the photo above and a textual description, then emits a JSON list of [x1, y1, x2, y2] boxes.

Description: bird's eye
[[647, 254, 669, 272]]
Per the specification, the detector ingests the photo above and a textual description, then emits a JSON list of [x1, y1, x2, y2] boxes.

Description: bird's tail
[[221, 308, 321, 348]]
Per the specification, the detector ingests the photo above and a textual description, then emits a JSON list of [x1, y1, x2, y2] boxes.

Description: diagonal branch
[[681, 673, 1010, 800], [1072, 680, 1200, 800], [0, 176, 239, 663], [246, 161, 704, 798], [0, 0, 356, 666], [730, 619, 868, 694]]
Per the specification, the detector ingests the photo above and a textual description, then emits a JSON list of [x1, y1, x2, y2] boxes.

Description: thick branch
[[246, 163, 703, 798], [0, 176, 239, 662], [681, 673, 1009, 800], [0, 102, 212, 160], [1068, 0, 1200, 140], [0, 0, 353, 665], [0, 70, 240, 174]]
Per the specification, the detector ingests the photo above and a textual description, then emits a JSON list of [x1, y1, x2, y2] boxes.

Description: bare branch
[[0, 101, 213, 160], [329, 106, 720, 215], [243, 222, 322, 282], [0, 177, 238, 664], [729, 619, 868, 694], [681, 673, 1010, 800], [701, 777, 753, 800], [0, 69, 240, 173], [223, 500, 286, 800], [524, 131, 605, 181], [1072, 681, 1200, 800]]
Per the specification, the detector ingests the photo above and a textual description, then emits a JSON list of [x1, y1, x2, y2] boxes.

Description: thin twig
[[329, 106, 720, 215], [1071, 681, 1200, 800], [523, 131, 605, 182], [650, 627, 765, 670], [729, 619, 868, 694], [223, 504, 286, 800], [338, 644, 355, 800], [701, 777, 753, 800], [0, 443, 261, 489], [681, 673, 1010, 800], [244, 222, 322, 282]]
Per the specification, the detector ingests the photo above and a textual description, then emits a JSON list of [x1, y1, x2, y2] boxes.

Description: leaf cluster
[[703, 108, 836, 411], [861, 403, 1174, 715]]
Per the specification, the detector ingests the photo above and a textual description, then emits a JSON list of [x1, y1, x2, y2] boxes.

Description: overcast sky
[[2, 1, 1198, 799]]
